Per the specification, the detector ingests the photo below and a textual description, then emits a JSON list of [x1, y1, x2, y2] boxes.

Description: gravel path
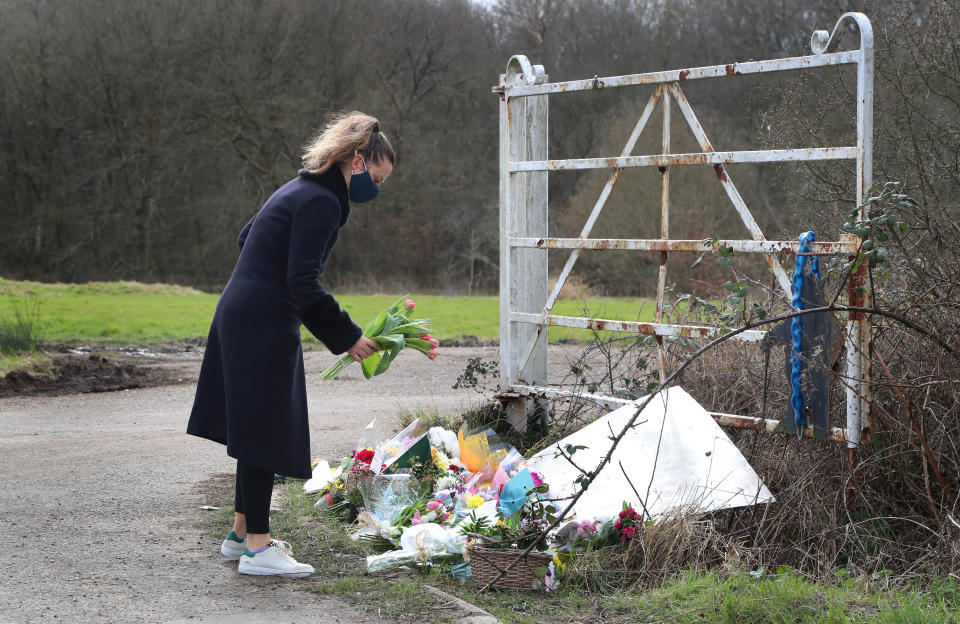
[[0, 347, 509, 623]]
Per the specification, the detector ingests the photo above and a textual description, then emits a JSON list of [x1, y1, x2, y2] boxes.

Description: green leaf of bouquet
[[364, 310, 388, 336], [374, 352, 393, 376], [361, 354, 380, 379]]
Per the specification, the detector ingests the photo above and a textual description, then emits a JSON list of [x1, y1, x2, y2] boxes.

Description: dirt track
[[0, 347, 517, 623]]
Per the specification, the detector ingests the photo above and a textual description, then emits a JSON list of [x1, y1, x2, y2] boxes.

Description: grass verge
[[0, 278, 657, 347], [0, 350, 54, 379], [196, 476, 960, 623]]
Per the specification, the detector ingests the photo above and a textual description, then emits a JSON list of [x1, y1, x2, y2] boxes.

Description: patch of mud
[[0, 353, 193, 398], [191, 472, 235, 501]]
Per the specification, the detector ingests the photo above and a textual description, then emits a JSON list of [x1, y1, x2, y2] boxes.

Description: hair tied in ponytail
[[301, 111, 394, 174]]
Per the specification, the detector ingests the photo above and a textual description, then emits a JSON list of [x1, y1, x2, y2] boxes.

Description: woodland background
[[0, 0, 955, 297]]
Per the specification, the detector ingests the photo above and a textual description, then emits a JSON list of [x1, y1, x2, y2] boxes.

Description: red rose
[[355, 449, 375, 464]]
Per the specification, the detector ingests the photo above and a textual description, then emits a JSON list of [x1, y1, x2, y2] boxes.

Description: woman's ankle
[[232, 512, 247, 538], [245, 533, 271, 551]]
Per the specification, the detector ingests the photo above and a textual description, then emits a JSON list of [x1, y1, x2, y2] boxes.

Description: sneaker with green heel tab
[[220, 530, 246, 559], [238, 538, 314, 578]]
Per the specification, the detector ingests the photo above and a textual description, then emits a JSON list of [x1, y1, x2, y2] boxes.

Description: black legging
[[234, 460, 274, 534]]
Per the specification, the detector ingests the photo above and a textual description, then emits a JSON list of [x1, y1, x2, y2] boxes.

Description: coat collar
[[298, 167, 351, 226]]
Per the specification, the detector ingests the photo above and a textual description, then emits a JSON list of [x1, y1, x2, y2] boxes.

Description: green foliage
[[826, 182, 918, 277], [0, 296, 44, 354], [452, 356, 499, 392]]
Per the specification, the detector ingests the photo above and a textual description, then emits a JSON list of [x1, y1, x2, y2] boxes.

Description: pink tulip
[[426, 500, 442, 511], [404, 299, 416, 310], [411, 510, 422, 525], [427, 351, 438, 360], [430, 339, 440, 349]]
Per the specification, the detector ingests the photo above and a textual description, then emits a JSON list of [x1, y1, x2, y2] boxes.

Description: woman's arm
[[286, 196, 362, 355]]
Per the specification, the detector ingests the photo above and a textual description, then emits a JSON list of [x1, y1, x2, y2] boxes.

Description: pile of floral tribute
[[303, 418, 651, 588]]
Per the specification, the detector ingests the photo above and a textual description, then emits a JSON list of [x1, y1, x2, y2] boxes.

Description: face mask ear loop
[[354, 150, 368, 175]]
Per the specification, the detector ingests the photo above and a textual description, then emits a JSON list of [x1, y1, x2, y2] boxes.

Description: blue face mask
[[349, 153, 380, 203]]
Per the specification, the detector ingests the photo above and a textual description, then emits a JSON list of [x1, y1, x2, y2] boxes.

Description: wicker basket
[[468, 546, 553, 590]]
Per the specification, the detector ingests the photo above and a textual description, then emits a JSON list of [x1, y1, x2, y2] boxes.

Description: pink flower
[[420, 333, 433, 341], [411, 510, 422, 525], [430, 339, 440, 348], [427, 351, 438, 360], [404, 299, 416, 310], [531, 472, 544, 487], [577, 520, 598, 538], [426, 500, 442, 511]]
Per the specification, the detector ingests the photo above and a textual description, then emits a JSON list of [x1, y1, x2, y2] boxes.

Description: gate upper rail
[[493, 51, 861, 98]]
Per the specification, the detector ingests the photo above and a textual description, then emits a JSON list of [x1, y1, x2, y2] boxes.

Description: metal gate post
[[813, 12, 874, 448], [499, 56, 548, 431]]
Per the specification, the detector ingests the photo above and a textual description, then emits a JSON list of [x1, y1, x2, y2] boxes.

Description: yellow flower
[[431, 447, 450, 471], [466, 494, 485, 509]]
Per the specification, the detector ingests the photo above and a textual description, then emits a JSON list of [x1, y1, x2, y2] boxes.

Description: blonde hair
[[301, 111, 395, 174]]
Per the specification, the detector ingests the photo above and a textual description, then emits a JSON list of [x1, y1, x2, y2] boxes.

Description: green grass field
[[0, 277, 657, 347]]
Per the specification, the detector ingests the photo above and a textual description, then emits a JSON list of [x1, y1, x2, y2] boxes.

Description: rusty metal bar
[[496, 51, 860, 98], [655, 88, 671, 381], [508, 384, 848, 443], [509, 147, 856, 172], [503, 384, 635, 411], [711, 411, 847, 443], [510, 237, 858, 254], [509, 312, 766, 341]]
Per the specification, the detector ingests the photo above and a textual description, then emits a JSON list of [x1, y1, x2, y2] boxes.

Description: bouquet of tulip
[[319, 295, 439, 380]]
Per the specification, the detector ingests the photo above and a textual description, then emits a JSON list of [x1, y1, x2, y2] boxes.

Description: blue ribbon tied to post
[[790, 230, 821, 435]]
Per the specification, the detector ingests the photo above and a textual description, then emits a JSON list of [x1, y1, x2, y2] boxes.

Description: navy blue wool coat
[[187, 168, 362, 478]]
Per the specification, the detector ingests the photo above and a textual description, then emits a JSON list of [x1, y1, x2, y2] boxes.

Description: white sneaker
[[220, 530, 246, 559], [238, 539, 314, 578]]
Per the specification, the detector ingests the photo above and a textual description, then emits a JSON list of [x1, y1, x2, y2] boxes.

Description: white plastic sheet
[[529, 387, 774, 520]]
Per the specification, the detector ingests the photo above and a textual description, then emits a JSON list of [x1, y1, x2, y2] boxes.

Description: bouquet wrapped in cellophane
[[319, 295, 438, 380]]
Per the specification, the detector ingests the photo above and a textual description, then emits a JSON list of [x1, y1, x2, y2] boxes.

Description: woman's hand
[[346, 336, 380, 362]]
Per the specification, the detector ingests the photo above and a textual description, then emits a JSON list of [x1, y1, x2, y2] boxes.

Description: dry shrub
[[563, 508, 737, 591]]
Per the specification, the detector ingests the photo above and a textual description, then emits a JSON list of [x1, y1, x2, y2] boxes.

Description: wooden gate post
[[498, 56, 548, 431]]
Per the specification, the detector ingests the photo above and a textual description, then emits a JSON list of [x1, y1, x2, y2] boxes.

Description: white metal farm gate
[[494, 12, 875, 448]]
